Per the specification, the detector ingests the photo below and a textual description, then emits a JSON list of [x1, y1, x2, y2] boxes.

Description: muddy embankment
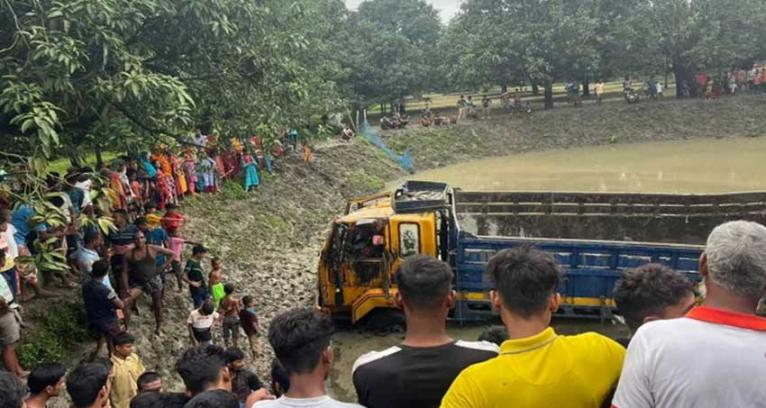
[[33, 94, 766, 403], [385, 94, 766, 171], [120, 141, 404, 391]]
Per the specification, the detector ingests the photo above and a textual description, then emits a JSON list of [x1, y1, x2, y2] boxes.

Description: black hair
[[247, 372, 264, 391], [270, 359, 290, 397], [160, 392, 190, 408], [49, 196, 65, 208], [175, 345, 227, 396], [224, 283, 235, 295], [0, 371, 25, 408], [223, 347, 245, 364], [134, 216, 148, 227], [184, 390, 239, 408], [613, 263, 696, 332], [268, 308, 334, 375], [487, 246, 561, 317], [66, 363, 110, 408], [200, 300, 215, 316], [165, 203, 177, 210], [129, 391, 164, 408], [28, 362, 67, 395], [136, 371, 162, 392], [477, 326, 509, 346], [113, 331, 135, 347], [242, 295, 254, 306], [91, 356, 113, 372], [395, 255, 453, 310], [0, 211, 8, 224], [193, 245, 208, 255], [91, 260, 110, 279], [84, 229, 101, 245], [146, 202, 158, 210]]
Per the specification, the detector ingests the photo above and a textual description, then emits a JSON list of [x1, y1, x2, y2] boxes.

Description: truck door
[[391, 215, 438, 265]]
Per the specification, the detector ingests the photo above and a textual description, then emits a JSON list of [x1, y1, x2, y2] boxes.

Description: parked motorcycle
[[624, 88, 640, 104]]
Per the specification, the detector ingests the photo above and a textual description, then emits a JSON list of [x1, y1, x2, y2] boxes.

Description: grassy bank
[[384, 94, 766, 170]]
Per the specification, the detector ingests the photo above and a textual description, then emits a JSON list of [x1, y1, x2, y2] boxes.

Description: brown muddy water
[[330, 137, 766, 401], [400, 137, 766, 192]]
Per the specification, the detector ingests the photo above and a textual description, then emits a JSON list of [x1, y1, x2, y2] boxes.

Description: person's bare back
[[220, 294, 240, 318]]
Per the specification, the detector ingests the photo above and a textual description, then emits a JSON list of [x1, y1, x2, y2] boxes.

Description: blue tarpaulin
[[359, 121, 414, 173]]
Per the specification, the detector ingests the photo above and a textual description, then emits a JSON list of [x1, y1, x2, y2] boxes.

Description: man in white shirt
[[613, 220, 766, 408], [253, 308, 361, 408]]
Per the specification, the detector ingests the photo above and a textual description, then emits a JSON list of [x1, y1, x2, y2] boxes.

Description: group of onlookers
[[1, 181, 765, 408]]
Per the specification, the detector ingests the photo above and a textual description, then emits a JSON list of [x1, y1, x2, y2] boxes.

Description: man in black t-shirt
[[82, 260, 124, 353], [352, 255, 498, 408]]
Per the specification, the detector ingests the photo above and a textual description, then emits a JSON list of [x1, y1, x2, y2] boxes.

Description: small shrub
[[19, 301, 91, 368], [221, 180, 248, 201]]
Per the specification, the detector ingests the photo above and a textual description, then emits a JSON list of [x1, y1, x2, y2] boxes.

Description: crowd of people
[[1, 104, 765, 407], [0, 129, 314, 399], [0, 217, 763, 408]]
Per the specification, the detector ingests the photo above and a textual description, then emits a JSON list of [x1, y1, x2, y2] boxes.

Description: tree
[[444, 0, 600, 109], [346, 0, 442, 109], [0, 0, 349, 169], [612, 0, 766, 97], [439, 1, 527, 93]]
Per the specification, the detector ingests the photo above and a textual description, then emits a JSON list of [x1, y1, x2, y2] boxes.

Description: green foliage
[[0, 0, 350, 164], [18, 301, 91, 368], [602, 0, 766, 95], [220, 180, 249, 201], [346, 0, 443, 108], [443, 0, 600, 108]]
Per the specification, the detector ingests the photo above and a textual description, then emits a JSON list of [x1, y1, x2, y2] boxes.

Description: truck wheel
[[364, 309, 405, 334]]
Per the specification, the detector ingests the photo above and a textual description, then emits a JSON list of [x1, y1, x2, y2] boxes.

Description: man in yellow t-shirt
[[595, 81, 606, 104], [110, 332, 145, 408], [441, 247, 625, 408]]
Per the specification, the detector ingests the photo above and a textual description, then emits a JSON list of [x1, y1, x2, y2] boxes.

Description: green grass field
[[48, 151, 119, 174], [371, 80, 676, 113]]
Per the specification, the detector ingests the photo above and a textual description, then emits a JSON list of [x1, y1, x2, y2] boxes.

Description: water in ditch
[[399, 137, 766, 193], [330, 136, 766, 400]]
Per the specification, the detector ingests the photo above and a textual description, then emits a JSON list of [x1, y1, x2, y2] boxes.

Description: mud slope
[[124, 141, 404, 389]]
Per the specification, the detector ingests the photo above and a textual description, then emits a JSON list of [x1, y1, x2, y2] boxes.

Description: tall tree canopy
[[346, 0, 442, 109], [0, 0, 348, 169], [444, 0, 600, 109], [613, 0, 766, 97]]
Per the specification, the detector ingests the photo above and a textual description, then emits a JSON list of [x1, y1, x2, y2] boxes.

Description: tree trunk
[[95, 145, 104, 169], [582, 78, 591, 97], [532, 83, 540, 96], [501, 84, 508, 93], [544, 79, 554, 110]]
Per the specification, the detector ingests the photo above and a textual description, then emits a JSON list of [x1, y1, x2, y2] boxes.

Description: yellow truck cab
[[318, 188, 441, 324]]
